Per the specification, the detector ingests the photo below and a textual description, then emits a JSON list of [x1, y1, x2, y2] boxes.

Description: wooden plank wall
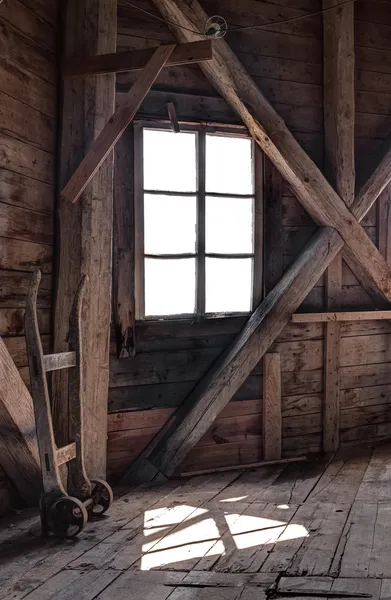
[[0, 0, 59, 511], [108, 0, 391, 481]]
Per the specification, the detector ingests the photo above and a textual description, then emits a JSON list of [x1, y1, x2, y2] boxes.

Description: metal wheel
[[48, 496, 88, 538], [90, 479, 113, 516]]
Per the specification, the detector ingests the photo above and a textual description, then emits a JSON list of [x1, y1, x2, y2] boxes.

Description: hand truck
[[25, 269, 113, 538]]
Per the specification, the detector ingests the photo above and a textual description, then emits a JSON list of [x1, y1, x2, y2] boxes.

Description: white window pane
[[206, 196, 253, 254], [206, 258, 252, 313], [206, 135, 253, 195], [143, 129, 197, 192], [144, 194, 196, 254], [145, 258, 196, 316]]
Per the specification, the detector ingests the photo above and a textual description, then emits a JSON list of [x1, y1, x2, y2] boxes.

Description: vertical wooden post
[[53, 0, 117, 478], [262, 353, 282, 461], [264, 158, 284, 295], [113, 126, 135, 358], [322, 0, 355, 452]]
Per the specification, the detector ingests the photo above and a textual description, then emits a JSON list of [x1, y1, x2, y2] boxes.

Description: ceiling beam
[[146, 0, 391, 306], [64, 40, 212, 77]]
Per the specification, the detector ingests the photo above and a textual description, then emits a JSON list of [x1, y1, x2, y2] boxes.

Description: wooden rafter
[[121, 0, 391, 483], [142, 0, 391, 306], [61, 44, 176, 204], [322, 0, 355, 452], [64, 40, 212, 77]]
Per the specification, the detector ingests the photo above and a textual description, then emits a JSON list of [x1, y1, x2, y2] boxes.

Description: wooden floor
[[2, 443, 391, 599]]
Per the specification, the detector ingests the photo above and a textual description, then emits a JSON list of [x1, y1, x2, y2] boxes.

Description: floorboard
[[2, 442, 391, 598]]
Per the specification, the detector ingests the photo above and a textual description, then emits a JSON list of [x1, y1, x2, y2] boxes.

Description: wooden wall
[[0, 0, 59, 512], [108, 0, 391, 481]]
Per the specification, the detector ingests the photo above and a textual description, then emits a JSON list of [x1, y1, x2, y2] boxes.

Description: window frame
[[134, 120, 263, 321]]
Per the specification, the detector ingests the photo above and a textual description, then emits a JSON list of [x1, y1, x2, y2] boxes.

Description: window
[[134, 122, 262, 319]]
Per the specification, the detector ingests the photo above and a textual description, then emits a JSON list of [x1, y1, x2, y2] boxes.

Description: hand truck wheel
[[48, 496, 88, 538], [90, 479, 114, 517]]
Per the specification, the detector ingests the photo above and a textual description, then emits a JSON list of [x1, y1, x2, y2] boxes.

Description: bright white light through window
[[144, 194, 196, 254], [206, 196, 253, 254], [145, 258, 196, 316], [141, 127, 255, 318], [206, 258, 253, 313], [143, 129, 196, 192], [206, 134, 254, 195]]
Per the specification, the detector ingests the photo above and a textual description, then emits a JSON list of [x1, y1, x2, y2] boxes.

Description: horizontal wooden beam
[[56, 442, 77, 466], [64, 40, 212, 77], [61, 44, 176, 204], [292, 311, 391, 323], [181, 456, 306, 477], [43, 351, 76, 372]]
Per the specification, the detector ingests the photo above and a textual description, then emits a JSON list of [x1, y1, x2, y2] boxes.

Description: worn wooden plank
[[0, 270, 52, 308], [307, 445, 372, 504], [61, 44, 176, 205], [113, 126, 135, 358], [65, 40, 212, 76], [0, 0, 56, 51], [263, 353, 282, 460], [322, 0, 355, 453], [43, 352, 76, 372], [54, 0, 117, 479], [0, 337, 41, 504], [56, 442, 77, 466], [293, 310, 391, 322]]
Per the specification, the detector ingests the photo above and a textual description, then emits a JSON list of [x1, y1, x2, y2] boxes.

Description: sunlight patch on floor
[[140, 504, 309, 571]]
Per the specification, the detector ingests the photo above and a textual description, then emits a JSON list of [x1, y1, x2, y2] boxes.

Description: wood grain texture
[[0, 337, 41, 504], [65, 40, 212, 76], [145, 0, 391, 306], [262, 353, 282, 460], [322, 0, 355, 452], [113, 126, 135, 358], [293, 311, 391, 323], [54, 0, 117, 479], [61, 44, 175, 205], [121, 0, 391, 483]]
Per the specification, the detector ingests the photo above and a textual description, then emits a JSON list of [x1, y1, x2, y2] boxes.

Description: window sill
[[137, 312, 251, 324]]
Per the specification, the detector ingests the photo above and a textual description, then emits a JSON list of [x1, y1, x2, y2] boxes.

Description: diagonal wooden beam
[[61, 44, 176, 205], [122, 142, 391, 484], [144, 0, 391, 306], [64, 40, 212, 77], [322, 0, 355, 452]]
